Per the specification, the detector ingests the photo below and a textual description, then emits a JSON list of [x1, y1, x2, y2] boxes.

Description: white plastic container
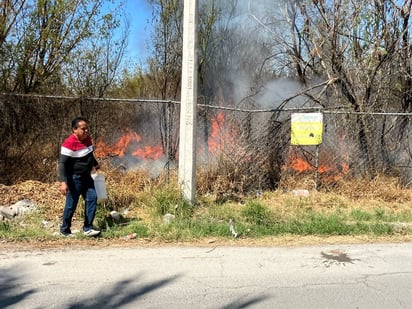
[[91, 173, 107, 200]]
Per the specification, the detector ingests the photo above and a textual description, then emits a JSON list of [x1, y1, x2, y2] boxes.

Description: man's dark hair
[[71, 116, 87, 129]]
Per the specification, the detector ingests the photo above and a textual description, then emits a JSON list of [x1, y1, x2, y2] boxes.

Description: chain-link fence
[[1, 94, 411, 192], [197, 105, 412, 193]]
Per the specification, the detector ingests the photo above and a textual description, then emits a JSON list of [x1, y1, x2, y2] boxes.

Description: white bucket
[[92, 173, 107, 200]]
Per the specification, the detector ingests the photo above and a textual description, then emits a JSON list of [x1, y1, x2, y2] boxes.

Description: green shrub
[[241, 201, 274, 226], [150, 186, 193, 220]]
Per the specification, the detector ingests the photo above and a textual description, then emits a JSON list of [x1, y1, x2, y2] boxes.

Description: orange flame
[[95, 129, 165, 160], [285, 149, 349, 181], [95, 130, 141, 158], [132, 145, 163, 160], [289, 158, 313, 172], [207, 112, 236, 154]]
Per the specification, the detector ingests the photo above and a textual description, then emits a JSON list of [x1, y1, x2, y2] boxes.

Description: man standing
[[58, 116, 101, 237]]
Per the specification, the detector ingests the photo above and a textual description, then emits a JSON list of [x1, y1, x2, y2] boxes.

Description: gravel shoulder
[[2, 234, 412, 252]]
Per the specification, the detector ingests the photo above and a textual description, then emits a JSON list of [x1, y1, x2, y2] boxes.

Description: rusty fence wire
[[1, 94, 411, 192]]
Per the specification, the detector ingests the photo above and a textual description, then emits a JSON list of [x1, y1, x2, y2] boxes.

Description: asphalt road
[[1, 243, 412, 308]]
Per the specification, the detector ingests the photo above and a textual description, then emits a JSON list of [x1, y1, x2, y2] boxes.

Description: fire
[[132, 145, 163, 160], [285, 149, 349, 181], [207, 112, 236, 154], [95, 130, 141, 158], [208, 112, 225, 153], [289, 158, 313, 172], [94, 112, 233, 161], [94, 129, 164, 160]]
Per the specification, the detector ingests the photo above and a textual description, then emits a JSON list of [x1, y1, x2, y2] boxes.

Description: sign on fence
[[291, 113, 323, 145]]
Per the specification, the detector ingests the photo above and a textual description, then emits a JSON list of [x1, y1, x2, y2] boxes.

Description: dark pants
[[61, 174, 97, 234]]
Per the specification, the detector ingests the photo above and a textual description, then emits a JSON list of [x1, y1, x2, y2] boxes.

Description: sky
[[123, 0, 154, 66]]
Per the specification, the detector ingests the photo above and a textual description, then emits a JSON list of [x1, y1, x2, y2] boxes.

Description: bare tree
[[0, 0, 26, 47], [0, 0, 129, 184], [144, 0, 183, 163], [271, 0, 412, 176]]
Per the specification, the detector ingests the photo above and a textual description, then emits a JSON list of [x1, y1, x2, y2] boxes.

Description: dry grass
[[280, 173, 412, 202], [1, 168, 412, 249], [0, 180, 64, 221], [1, 170, 411, 220]]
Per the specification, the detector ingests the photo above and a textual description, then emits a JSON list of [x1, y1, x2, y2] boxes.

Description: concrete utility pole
[[178, 0, 198, 203]]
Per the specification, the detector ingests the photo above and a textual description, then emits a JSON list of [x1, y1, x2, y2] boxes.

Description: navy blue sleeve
[[58, 154, 70, 182]]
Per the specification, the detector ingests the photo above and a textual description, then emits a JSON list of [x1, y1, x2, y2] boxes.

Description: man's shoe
[[60, 231, 74, 237], [83, 228, 101, 237]]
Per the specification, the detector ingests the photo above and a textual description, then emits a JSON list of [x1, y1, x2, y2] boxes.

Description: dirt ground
[[2, 234, 412, 252]]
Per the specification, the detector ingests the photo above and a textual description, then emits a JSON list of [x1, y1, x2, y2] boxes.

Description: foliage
[[0, 171, 411, 243], [0, 222, 10, 232], [0, 1, 412, 244], [0, 0, 129, 184], [0, 0, 127, 94], [149, 184, 193, 220], [1, 0, 411, 187], [241, 201, 275, 227]]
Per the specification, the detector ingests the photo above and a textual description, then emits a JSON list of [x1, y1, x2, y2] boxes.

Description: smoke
[[254, 79, 306, 109], [201, 0, 306, 110], [120, 155, 169, 179]]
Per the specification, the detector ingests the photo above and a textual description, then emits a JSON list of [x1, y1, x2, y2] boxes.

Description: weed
[[294, 213, 349, 235], [241, 201, 274, 226], [1, 171, 412, 243], [351, 209, 373, 221], [374, 208, 385, 220], [150, 185, 193, 220], [99, 221, 149, 239], [368, 223, 393, 235], [0, 221, 10, 232]]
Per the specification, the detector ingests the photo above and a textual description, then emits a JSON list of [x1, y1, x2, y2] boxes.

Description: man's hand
[[60, 182, 68, 196]]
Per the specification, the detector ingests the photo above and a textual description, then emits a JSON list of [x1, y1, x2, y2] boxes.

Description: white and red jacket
[[58, 134, 99, 182]]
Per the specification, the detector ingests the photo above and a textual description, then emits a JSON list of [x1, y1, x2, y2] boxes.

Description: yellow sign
[[291, 113, 323, 145]]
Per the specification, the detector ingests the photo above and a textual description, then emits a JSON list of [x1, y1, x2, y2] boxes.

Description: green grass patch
[[0, 188, 410, 242], [241, 200, 275, 226], [351, 208, 374, 221]]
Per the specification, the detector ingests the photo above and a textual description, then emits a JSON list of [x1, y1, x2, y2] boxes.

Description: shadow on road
[[1, 265, 268, 308], [0, 266, 180, 308], [222, 295, 270, 308], [0, 266, 36, 308], [67, 274, 181, 308]]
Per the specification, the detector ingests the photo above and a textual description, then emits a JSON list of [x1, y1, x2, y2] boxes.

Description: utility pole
[[178, 0, 198, 203]]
